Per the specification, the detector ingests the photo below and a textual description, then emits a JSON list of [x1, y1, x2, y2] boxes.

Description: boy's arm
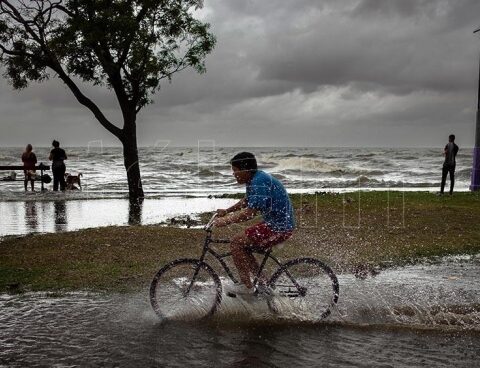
[[217, 198, 247, 216], [214, 207, 258, 227]]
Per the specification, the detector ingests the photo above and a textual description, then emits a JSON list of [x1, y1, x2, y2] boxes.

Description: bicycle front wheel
[[268, 258, 339, 320], [150, 259, 222, 321]]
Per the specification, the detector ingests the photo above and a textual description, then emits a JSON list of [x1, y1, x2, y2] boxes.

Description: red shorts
[[245, 222, 293, 248]]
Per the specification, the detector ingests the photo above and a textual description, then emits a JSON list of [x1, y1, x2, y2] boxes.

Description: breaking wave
[[0, 146, 473, 196], [268, 157, 343, 173]]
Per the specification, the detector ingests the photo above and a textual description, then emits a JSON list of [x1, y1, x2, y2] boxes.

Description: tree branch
[[1, 0, 43, 44], [117, 2, 152, 67], [94, 41, 133, 124], [0, 44, 35, 58], [1, 0, 124, 139], [49, 60, 124, 139], [51, 3, 73, 18]]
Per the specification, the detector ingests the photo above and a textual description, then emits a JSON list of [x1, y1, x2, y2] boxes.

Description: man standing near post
[[49, 140, 68, 191], [440, 134, 459, 195]]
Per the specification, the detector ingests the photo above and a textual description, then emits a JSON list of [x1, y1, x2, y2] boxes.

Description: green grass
[[1, 191, 479, 293]]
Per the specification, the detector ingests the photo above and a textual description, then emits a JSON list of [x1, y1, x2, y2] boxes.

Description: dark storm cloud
[[155, 0, 479, 106], [0, 0, 479, 147], [251, 0, 479, 95], [351, 0, 440, 18]]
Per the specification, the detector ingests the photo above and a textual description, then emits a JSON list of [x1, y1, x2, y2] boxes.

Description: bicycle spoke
[[150, 259, 222, 321], [269, 258, 339, 320]]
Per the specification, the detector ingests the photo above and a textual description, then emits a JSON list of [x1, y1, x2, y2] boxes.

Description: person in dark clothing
[[49, 140, 68, 191], [21, 144, 37, 191], [440, 134, 459, 195]]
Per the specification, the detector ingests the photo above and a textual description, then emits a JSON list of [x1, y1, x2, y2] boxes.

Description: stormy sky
[[1, 0, 480, 148]]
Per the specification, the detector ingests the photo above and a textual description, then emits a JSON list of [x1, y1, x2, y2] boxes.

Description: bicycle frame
[[187, 213, 285, 290], [184, 213, 314, 300], [196, 228, 285, 286], [151, 214, 339, 320]]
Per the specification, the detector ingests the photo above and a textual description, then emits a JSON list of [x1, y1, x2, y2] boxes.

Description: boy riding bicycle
[[213, 152, 295, 297]]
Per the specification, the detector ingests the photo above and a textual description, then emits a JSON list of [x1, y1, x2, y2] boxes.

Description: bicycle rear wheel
[[268, 258, 339, 320], [150, 259, 222, 321]]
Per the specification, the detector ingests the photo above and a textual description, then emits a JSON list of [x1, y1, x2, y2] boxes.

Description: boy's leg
[[245, 251, 261, 281], [230, 233, 255, 289], [231, 223, 294, 289], [244, 248, 272, 286]]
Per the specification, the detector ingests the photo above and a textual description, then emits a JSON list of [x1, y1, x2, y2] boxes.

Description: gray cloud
[[0, 0, 479, 148], [351, 0, 442, 19]]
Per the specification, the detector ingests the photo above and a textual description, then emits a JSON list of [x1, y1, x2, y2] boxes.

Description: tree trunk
[[122, 120, 144, 202]]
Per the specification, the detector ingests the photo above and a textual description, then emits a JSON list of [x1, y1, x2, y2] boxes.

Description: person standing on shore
[[49, 140, 68, 191], [21, 144, 37, 191], [440, 134, 459, 195]]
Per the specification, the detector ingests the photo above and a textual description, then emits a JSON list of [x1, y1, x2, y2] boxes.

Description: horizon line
[[0, 144, 471, 149]]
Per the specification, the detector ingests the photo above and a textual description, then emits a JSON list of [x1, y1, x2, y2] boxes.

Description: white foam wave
[[269, 157, 343, 173]]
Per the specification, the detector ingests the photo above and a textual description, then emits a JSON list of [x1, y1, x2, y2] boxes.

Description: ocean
[[0, 146, 473, 236], [0, 146, 474, 198]]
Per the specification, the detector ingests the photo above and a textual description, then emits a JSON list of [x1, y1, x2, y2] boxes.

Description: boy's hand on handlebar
[[213, 217, 228, 227], [216, 209, 228, 217]]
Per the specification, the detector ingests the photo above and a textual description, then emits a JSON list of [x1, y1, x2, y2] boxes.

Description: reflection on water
[[54, 200, 67, 232], [24, 201, 38, 233], [0, 198, 236, 237], [1, 294, 478, 368], [1, 256, 480, 367], [128, 198, 143, 225]]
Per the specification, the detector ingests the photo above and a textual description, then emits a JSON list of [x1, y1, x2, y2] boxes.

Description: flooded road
[[1, 255, 479, 367]]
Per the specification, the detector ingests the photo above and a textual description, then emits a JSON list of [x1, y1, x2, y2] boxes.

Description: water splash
[[331, 255, 480, 331], [155, 255, 480, 331]]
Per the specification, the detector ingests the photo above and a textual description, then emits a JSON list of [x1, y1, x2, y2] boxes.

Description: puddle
[[0, 197, 236, 237], [1, 255, 479, 367]]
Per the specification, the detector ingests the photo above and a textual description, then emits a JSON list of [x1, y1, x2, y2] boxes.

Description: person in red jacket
[[21, 144, 37, 191]]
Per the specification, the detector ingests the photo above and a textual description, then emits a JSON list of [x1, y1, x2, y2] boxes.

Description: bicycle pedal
[[279, 290, 300, 297]]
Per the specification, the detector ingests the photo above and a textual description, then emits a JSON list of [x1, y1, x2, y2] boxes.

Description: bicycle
[[150, 213, 339, 321]]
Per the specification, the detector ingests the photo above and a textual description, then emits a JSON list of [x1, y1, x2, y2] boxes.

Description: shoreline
[[0, 186, 474, 202], [0, 191, 479, 293]]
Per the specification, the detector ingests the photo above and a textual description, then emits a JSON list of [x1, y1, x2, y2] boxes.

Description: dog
[[64, 172, 82, 190], [1, 171, 16, 181]]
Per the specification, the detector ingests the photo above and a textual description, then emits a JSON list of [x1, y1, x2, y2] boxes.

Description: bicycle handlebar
[[204, 213, 218, 231]]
